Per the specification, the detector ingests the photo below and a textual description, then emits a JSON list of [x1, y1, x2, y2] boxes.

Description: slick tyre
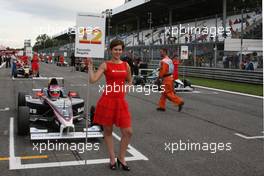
[[90, 106, 95, 126], [17, 106, 29, 135], [18, 92, 26, 107]]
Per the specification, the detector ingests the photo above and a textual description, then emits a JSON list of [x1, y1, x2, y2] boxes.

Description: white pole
[[85, 58, 90, 165]]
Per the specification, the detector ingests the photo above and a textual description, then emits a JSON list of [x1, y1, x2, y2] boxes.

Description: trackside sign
[[75, 12, 106, 58], [181, 46, 188, 60]]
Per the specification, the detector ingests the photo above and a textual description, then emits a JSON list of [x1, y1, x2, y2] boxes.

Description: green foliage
[[185, 76, 263, 96], [33, 34, 58, 51]]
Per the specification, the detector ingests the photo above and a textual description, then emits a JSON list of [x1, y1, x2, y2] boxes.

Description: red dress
[[31, 55, 39, 72], [94, 62, 131, 128]]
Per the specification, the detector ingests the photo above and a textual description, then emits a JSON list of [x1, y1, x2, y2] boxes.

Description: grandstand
[[37, 0, 262, 71], [107, 0, 262, 68]]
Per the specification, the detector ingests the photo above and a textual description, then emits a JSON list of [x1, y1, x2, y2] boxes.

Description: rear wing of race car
[[32, 76, 64, 83]]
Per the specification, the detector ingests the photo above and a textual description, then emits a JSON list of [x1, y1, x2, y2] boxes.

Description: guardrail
[[178, 66, 263, 84], [93, 60, 263, 85]]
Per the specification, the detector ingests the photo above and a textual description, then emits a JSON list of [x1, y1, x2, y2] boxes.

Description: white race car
[[17, 77, 103, 140], [133, 68, 194, 91]]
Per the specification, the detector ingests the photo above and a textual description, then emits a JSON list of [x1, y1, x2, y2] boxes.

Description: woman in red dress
[[88, 39, 132, 171], [31, 53, 39, 77]]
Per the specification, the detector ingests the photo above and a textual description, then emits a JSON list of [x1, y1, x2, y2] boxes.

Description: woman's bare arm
[[88, 61, 106, 84], [126, 62, 132, 85]]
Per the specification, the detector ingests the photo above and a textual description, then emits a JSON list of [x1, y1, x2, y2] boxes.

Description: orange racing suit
[[158, 56, 184, 109]]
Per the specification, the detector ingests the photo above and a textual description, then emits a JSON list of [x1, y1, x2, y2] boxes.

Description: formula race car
[[13, 61, 39, 78], [56, 61, 68, 67], [133, 68, 193, 91], [75, 58, 89, 72], [17, 77, 103, 140]]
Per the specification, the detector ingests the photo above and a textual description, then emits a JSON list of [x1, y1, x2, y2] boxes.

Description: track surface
[[0, 63, 263, 176]]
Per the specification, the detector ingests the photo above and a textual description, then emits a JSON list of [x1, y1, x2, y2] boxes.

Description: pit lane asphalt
[[0, 62, 263, 176]]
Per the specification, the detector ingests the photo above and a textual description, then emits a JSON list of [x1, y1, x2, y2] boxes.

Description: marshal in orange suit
[[157, 48, 184, 112]]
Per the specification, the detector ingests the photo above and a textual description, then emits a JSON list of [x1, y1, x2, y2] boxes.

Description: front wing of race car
[[30, 125, 103, 140], [174, 79, 194, 92], [175, 86, 194, 92]]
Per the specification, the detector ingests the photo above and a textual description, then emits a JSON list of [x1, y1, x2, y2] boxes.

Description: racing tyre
[[18, 92, 26, 107], [183, 79, 192, 88], [90, 106, 95, 125], [17, 106, 29, 135], [90, 106, 103, 131]]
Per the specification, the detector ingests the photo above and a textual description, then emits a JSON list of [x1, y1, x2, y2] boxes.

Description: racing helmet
[[48, 85, 61, 100]]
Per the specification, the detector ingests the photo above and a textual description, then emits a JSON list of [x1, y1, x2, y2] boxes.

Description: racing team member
[[11, 54, 17, 77], [172, 55, 180, 80], [21, 55, 29, 65], [59, 55, 64, 66], [84, 58, 90, 72], [31, 53, 39, 77], [48, 55, 52, 63], [47, 78, 61, 100], [157, 48, 184, 112]]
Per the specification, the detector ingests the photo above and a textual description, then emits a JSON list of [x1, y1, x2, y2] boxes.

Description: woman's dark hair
[[110, 39, 125, 50]]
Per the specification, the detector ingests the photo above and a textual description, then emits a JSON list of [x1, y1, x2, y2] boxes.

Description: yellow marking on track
[[0, 157, 9, 161], [20, 155, 48, 160], [0, 155, 48, 161]]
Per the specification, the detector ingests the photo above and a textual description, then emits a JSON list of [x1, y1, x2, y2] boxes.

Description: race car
[[56, 55, 68, 66], [56, 61, 68, 67], [13, 61, 39, 78], [17, 77, 103, 140], [75, 58, 89, 72], [133, 68, 194, 91]]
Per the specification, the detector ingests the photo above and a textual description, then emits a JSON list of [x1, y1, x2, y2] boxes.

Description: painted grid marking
[[9, 117, 148, 170], [234, 132, 264, 140]]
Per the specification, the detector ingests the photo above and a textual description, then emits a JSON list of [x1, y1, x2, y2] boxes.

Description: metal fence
[[92, 58, 262, 84], [178, 66, 262, 84], [39, 43, 262, 85]]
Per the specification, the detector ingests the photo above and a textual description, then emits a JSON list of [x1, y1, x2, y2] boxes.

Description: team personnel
[[70, 53, 75, 72], [157, 48, 184, 112], [31, 53, 39, 77], [11, 54, 17, 77], [88, 39, 132, 171], [48, 55, 52, 63], [59, 55, 64, 66], [0, 53, 3, 66], [172, 54, 180, 80], [5, 54, 11, 68], [21, 55, 29, 65]]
